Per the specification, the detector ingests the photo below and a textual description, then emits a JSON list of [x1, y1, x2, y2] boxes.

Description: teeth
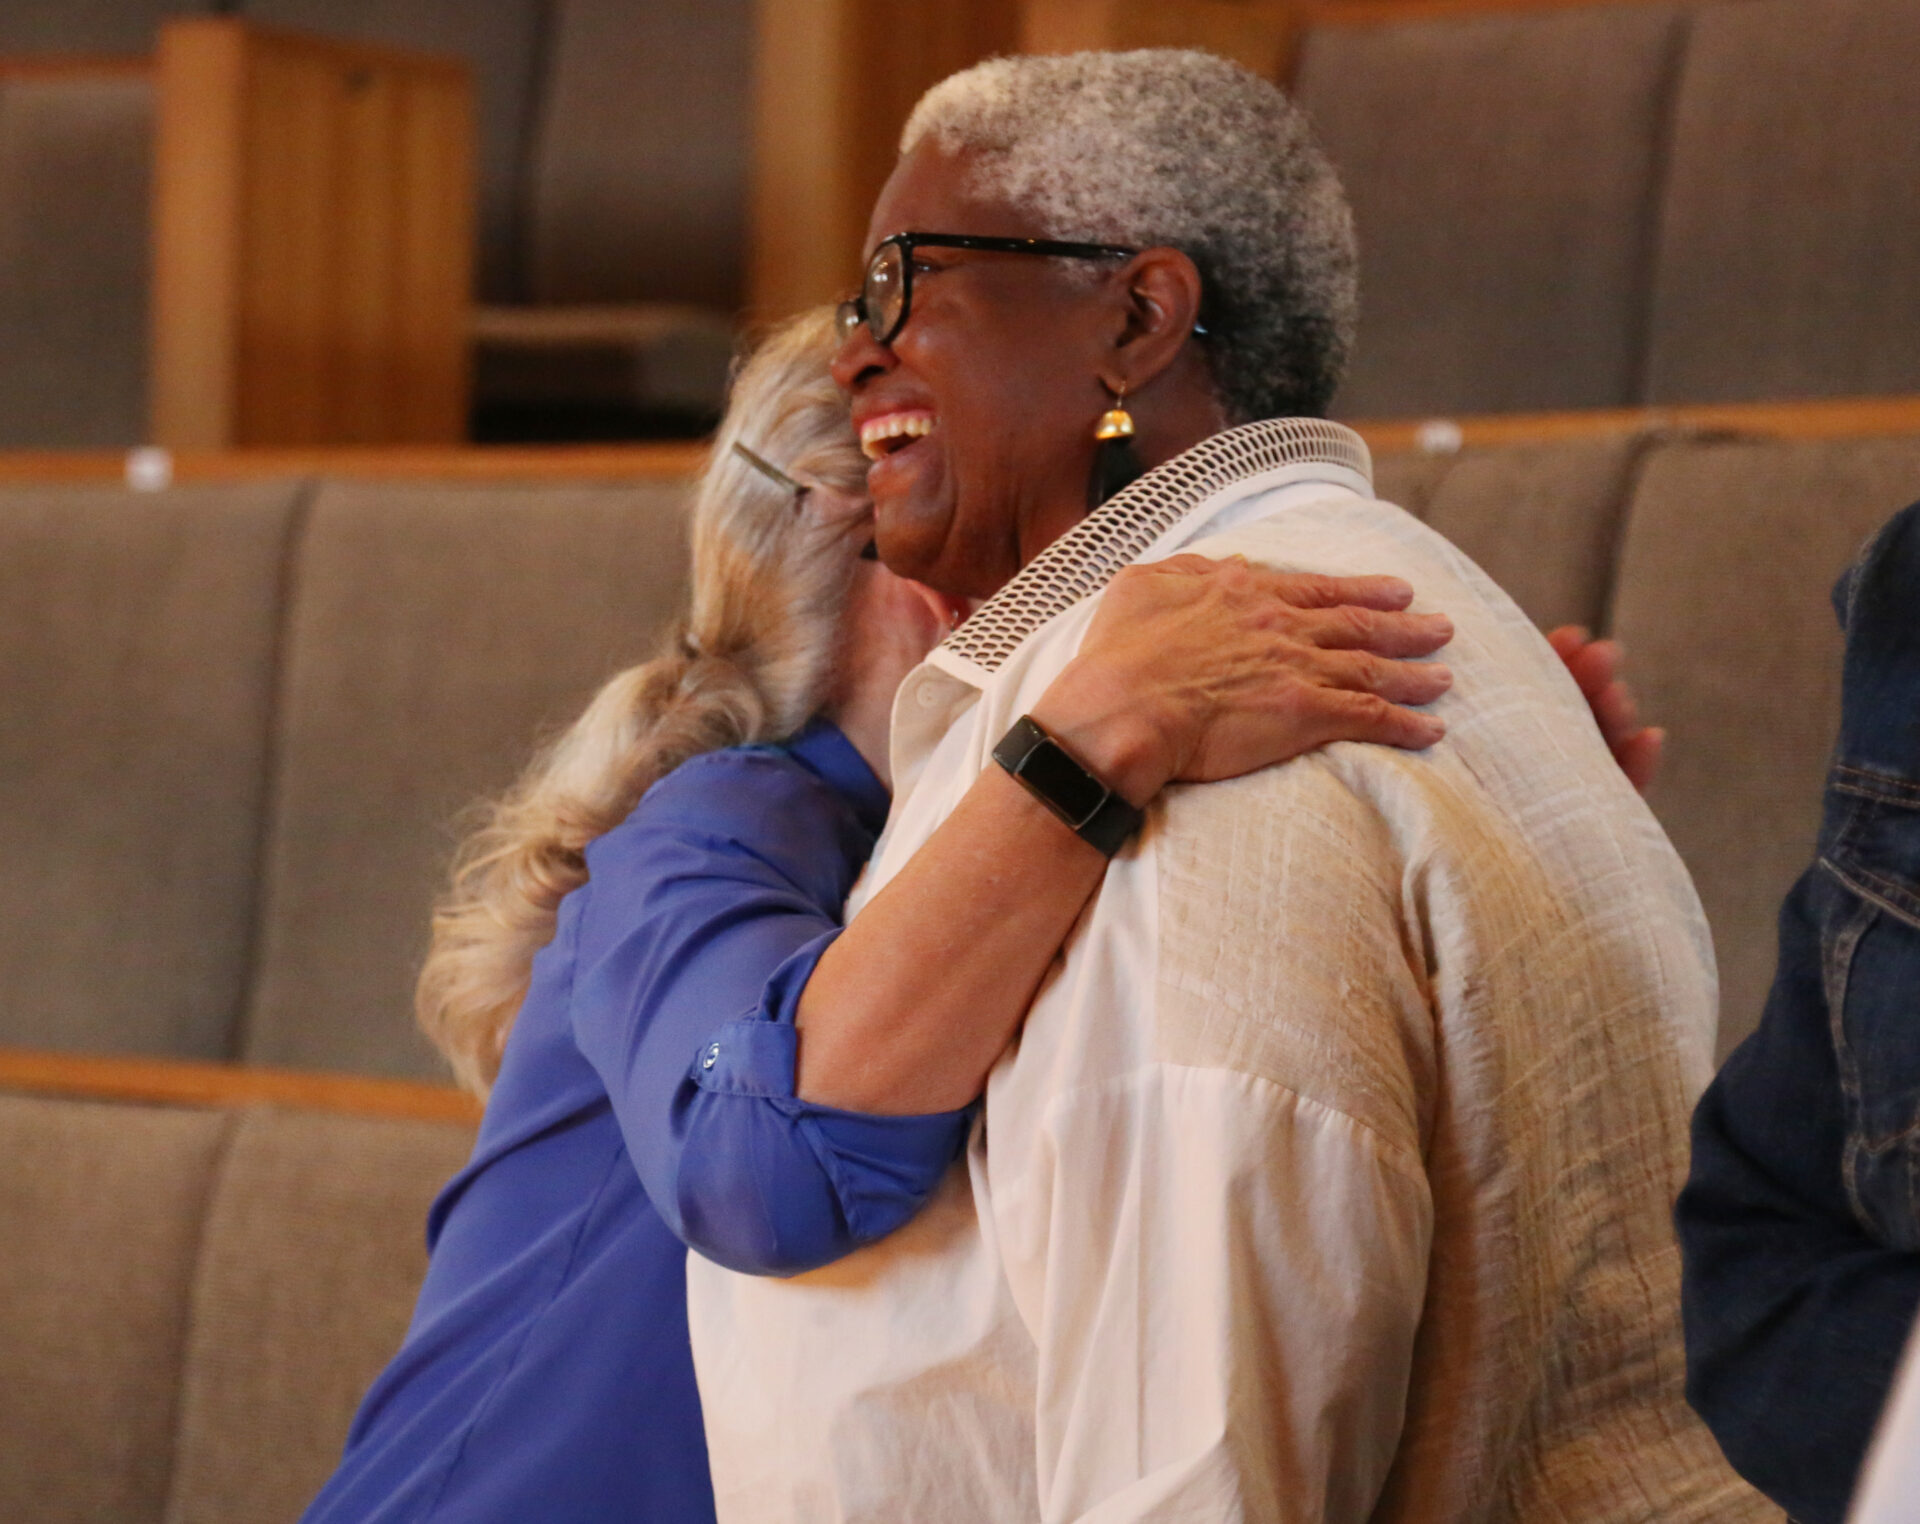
[[859, 414, 935, 460]]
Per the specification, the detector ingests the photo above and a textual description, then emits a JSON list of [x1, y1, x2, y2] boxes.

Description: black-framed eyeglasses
[[834, 232, 1138, 348]]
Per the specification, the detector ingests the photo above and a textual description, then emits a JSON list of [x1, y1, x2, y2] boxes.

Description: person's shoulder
[[655, 739, 819, 795], [1190, 490, 1468, 590], [636, 742, 829, 823], [593, 741, 851, 873]]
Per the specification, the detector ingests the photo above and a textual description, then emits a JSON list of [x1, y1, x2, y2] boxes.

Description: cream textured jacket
[[688, 420, 1768, 1523]]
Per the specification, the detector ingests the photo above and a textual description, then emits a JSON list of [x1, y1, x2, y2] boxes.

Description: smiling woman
[[828, 51, 1358, 597], [690, 49, 1756, 1524]]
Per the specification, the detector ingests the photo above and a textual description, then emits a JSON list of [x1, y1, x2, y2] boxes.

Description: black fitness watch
[[992, 715, 1144, 858]]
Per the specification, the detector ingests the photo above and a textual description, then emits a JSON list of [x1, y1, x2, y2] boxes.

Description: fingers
[[1547, 625, 1665, 792], [1568, 642, 1624, 705], [1148, 556, 1419, 613], [1294, 602, 1455, 658], [1546, 624, 1590, 663], [1299, 688, 1447, 753], [1617, 727, 1665, 794], [1311, 646, 1454, 707], [1263, 570, 1417, 612], [1550, 627, 1629, 709], [1586, 671, 1640, 742]]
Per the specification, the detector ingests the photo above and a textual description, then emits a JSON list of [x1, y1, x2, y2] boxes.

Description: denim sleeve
[[569, 750, 971, 1278], [1677, 870, 1920, 1524]]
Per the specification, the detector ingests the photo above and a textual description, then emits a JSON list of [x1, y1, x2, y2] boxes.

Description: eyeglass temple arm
[[731, 441, 809, 496]]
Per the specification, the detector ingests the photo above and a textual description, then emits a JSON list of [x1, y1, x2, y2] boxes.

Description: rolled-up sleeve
[[569, 746, 971, 1277]]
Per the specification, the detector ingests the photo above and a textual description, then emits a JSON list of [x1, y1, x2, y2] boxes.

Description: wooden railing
[[0, 1046, 480, 1126], [0, 441, 708, 487], [1351, 395, 1920, 454], [2, 394, 1914, 490]]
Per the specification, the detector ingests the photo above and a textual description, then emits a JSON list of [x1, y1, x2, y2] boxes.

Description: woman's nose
[[831, 321, 893, 392]]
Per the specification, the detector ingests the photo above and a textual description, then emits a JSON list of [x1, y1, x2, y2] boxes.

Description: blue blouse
[[302, 721, 972, 1523]]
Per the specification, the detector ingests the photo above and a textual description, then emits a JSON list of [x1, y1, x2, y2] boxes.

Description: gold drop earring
[[1089, 381, 1146, 509]]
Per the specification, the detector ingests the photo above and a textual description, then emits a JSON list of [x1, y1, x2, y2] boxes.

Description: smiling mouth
[[859, 411, 936, 461]]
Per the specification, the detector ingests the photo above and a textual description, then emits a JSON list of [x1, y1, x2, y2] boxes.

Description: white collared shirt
[[688, 420, 1767, 1523]]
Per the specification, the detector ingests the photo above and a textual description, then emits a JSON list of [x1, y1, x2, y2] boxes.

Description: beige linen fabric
[[689, 422, 1763, 1521]]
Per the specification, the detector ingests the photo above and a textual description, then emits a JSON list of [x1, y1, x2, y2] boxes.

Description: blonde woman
[[303, 310, 1633, 1522]]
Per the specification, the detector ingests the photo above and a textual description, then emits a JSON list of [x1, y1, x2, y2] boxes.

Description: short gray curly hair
[[901, 49, 1357, 422]]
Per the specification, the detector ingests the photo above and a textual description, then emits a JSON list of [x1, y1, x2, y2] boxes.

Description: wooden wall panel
[[1022, 0, 1298, 77], [151, 20, 475, 448], [748, 0, 1020, 319], [151, 21, 246, 449]]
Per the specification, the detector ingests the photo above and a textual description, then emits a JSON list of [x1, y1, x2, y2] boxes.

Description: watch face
[[1020, 738, 1107, 827]]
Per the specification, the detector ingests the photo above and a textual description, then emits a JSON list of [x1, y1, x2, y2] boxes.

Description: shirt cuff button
[[702, 1043, 721, 1071]]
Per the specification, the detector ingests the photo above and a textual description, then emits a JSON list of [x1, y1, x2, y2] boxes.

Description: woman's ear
[[1104, 246, 1206, 391]]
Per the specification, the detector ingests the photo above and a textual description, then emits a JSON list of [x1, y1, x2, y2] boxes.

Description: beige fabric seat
[[0, 1094, 229, 1524], [240, 479, 693, 1080], [1296, 4, 1684, 419], [1421, 433, 1650, 633], [164, 1107, 476, 1524], [0, 482, 300, 1058], [0, 1089, 475, 1524], [1645, 0, 1920, 404], [1612, 436, 1920, 1056]]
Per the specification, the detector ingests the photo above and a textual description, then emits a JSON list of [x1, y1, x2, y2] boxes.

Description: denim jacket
[[1678, 499, 1920, 1524]]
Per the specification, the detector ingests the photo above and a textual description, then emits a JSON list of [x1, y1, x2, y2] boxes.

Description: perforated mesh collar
[[939, 417, 1372, 676]]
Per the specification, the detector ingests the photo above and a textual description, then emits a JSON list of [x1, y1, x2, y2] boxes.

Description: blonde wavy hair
[[417, 308, 870, 1095]]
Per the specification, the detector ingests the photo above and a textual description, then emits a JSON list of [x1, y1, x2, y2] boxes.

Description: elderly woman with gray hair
[[306, 47, 1694, 1524], [687, 47, 1762, 1524]]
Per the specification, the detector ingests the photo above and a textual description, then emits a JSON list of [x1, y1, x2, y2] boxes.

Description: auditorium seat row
[[1297, 0, 1920, 418], [3, 413, 1916, 1519], [1, 417, 1913, 1086], [0, 467, 692, 1078], [0, 1081, 473, 1523]]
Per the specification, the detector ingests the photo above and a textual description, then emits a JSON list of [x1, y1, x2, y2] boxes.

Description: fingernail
[[1430, 664, 1454, 688]]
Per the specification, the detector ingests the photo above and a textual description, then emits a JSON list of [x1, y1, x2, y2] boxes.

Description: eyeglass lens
[[864, 241, 906, 344]]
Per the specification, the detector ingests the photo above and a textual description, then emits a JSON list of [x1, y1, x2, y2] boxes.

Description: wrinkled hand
[[1034, 554, 1454, 805], [1548, 625, 1664, 794]]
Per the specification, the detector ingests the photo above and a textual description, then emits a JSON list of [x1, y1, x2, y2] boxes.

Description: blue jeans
[[1677, 499, 1920, 1524]]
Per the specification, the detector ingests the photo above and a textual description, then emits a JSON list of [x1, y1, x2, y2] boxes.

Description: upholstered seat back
[[240, 480, 693, 1079], [1645, 0, 1920, 403], [1297, 4, 1685, 418], [0, 483, 300, 1057]]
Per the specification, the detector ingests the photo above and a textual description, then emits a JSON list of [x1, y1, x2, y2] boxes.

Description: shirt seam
[[1030, 1059, 1428, 1188], [418, 1137, 631, 1519]]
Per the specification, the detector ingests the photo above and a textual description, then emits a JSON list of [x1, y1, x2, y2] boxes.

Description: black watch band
[[991, 715, 1144, 857]]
